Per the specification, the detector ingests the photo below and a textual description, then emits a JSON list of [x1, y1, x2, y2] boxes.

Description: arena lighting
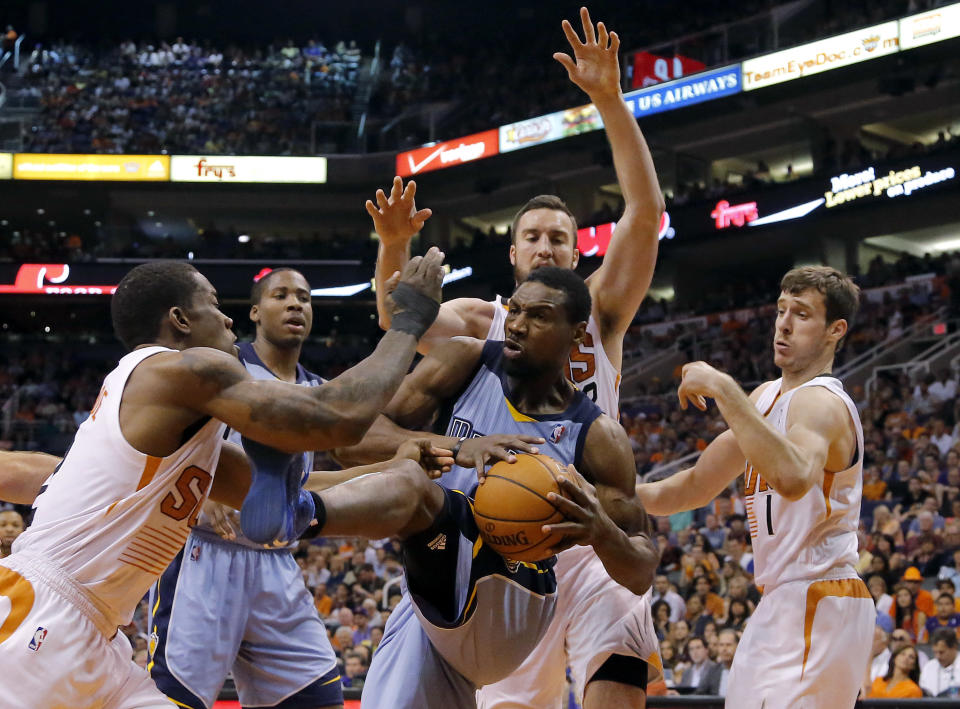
[[237, 234, 251, 243]]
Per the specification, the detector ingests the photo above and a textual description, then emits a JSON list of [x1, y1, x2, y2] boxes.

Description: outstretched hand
[[366, 176, 433, 249], [396, 438, 455, 479], [677, 361, 731, 411], [554, 7, 622, 102]]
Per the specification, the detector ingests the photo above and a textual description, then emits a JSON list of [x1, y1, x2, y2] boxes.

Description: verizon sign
[[170, 155, 328, 183], [396, 130, 499, 177]]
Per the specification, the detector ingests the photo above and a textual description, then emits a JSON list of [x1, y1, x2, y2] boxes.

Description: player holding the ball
[[336, 267, 659, 707]]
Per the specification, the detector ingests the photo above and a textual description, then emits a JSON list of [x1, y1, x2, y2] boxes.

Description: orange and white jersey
[[13, 346, 225, 629], [488, 296, 620, 418], [744, 375, 863, 592]]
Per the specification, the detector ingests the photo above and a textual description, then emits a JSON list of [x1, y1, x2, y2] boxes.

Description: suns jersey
[[487, 296, 620, 418], [744, 376, 863, 591], [14, 346, 225, 629]]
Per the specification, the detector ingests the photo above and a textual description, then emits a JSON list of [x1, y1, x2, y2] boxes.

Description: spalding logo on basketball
[[473, 453, 581, 562]]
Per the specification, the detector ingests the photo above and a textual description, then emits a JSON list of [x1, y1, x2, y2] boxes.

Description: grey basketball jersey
[[195, 341, 322, 550]]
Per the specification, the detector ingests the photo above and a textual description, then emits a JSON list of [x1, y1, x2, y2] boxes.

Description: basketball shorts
[[477, 545, 660, 709], [362, 486, 557, 709], [725, 576, 874, 709], [0, 552, 171, 709], [149, 530, 341, 709]]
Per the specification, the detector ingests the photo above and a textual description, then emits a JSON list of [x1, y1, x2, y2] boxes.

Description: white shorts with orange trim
[[477, 546, 661, 709], [726, 576, 874, 709], [0, 555, 170, 709]]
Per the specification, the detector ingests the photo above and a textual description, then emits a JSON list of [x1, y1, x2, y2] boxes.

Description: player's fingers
[[404, 179, 418, 200], [580, 7, 596, 44], [560, 19, 582, 50], [391, 175, 403, 200], [412, 208, 432, 230], [375, 188, 389, 209], [609, 31, 620, 53], [556, 477, 592, 506], [509, 440, 539, 455], [597, 21, 608, 49], [696, 395, 708, 411], [547, 491, 588, 520], [365, 199, 379, 218], [543, 521, 587, 536], [553, 52, 576, 76]]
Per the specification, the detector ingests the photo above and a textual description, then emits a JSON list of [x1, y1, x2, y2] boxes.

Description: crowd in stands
[[19, 36, 362, 155]]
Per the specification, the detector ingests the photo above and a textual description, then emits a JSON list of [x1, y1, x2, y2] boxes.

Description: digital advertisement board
[[498, 104, 603, 153], [741, 20, 900, 91], [631, 51, 706, 89], [13, 154, 170, 181], [396, 130, 499, 177], [0, 152, 12, 179], [170, 155, 328, 183], [624, 65, 741, 119], [899, 2, 960, 49]]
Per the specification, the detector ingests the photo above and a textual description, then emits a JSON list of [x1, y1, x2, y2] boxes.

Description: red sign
[[711, 200, 759, 229], [396, 130, 499, 177], [576, 212, 674, 257], [0, 264, 118, 295], [631, 51, 707, 89]]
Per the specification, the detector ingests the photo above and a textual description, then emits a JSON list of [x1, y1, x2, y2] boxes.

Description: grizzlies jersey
[[194, 341, 322, 550], [487, 296, 620, 418], [746, 376, 863, 591]]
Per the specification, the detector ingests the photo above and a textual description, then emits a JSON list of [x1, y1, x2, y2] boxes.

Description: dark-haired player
[[336, 268, 658, 708], [367, 9, 665, 708], [0, 253, 444, 709], [148, 267, 339, 709], [637, 266, 874, 709]]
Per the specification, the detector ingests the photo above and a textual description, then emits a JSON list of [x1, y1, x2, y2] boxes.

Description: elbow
[[777, 470, 817, 502], [377, 314, 390, 332]]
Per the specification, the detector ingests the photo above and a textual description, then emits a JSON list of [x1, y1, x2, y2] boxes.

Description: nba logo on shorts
[[28, 627, 48, 651], [190, 544, 201, 561], [549, 424, 566, 443]]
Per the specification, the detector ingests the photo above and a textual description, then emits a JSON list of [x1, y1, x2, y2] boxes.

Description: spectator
[[341, 651, 368, 689], [659, 639, 678, 682], [891, 585, 926, 641], [919, 629, 960, 697], [652, 600, 671, 640], [651, 574, 686, 623], [314, 582, 333, 617], [868, 574, 895, 616], [0, 510, 24, 558], [669, 618, 692, 660], [331, 625, 354, 655], [675, 635, 716, 691], [868, 645, 923, 698], [691, 575, 725, 619], [696, 628, 737, 696], [723, 599, 751, 632], [868, 624, 891, 684], [700, 513, 727, 550], [940, 550, 960, 590], [924, 593, 960, 642], [901, 566, 937, 618]]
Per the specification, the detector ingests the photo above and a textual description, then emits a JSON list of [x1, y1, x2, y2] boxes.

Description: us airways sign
[[623, 65, 741, 119]]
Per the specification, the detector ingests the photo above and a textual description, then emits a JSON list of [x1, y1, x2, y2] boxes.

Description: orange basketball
[[473, 453, 578, 562]]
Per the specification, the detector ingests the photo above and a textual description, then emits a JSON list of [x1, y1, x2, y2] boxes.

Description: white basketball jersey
[[487, 296, 620, 418], [14, 346, 226, 629], [744, 376, 863, 591]]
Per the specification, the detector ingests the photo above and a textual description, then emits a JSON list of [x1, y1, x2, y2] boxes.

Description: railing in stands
[[866, 321, 960, 399]]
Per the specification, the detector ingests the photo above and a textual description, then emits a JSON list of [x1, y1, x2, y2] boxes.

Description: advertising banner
[[899, 2, 960, 49], [13, 154, 170, 181], [170, 155, 328, 183], [498, 104, 603, 154], [0, 153, 11, 179], [396, 130, 499, 177], [624, 65, 741, 119], [741, 21, 899, 91], [631, 51, 707, 89]]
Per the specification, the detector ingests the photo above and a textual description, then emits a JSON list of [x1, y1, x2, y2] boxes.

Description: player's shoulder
[[152, 346, 247, 388], [447, 296, 497, 328]]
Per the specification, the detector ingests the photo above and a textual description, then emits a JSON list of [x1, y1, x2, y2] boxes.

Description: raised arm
[[678, 363, 855, 500], [545, 415, 660, 595], [367, 176, 496, 353], [0, 450, 62, 505], [555, 8, 665, 357]]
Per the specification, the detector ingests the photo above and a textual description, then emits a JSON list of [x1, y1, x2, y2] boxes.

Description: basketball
[[473, 453, 578, 562]]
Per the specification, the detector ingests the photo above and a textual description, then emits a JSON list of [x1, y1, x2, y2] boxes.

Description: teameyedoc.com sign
[[742, 20, 900, 91], [170, 155, 328, 183], [899, 2, 960, 49], [13, 154, 170, 181]]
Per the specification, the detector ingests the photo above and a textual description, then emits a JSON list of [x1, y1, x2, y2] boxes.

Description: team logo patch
[[190, 544, 201, 561], [28, 627, 48, 651], [149, 631, 158, 656], [549, 424, 567, 443], [504, 559, 521, 574]]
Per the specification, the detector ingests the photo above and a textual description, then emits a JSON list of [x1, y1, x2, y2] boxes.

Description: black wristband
[[451, 437, 466, 463], [301, 491, 327, 540], [389, 282, 440, 339]]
